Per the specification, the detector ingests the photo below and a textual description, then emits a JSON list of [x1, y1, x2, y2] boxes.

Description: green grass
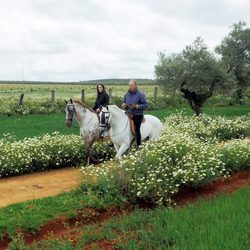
[[0, 187, 124, 237], [0, 114, 79, 140], [147, 105, 250, 120], [0, 106, 249, 140], [203, 105, 250, 117], [76, 187, 250, 249], [25, 187, 250, 249], [0, 191, 84, 235]]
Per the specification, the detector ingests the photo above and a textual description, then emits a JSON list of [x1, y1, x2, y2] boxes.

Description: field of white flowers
[[0, 114, 249, 204], [0, 132, 115, 178], [80, 114, 250, 204]]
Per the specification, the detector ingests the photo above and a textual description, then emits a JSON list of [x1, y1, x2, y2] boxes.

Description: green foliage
[[104, 187, 250, 249], [155, 38, 232, 96], [216, 21, 250, 96], [0, 191, 83, 235], [7, 233, 28, 250], [154, 53, 183, 96], [58, 188, 249, 249], [217, 139, 250, 172]]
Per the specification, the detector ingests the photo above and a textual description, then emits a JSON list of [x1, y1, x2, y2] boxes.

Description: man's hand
[[129, 104, 138, 110], [121, 103, 128, 110]]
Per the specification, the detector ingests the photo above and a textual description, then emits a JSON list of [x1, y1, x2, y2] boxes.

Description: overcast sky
[[0, 0, 249, 82]]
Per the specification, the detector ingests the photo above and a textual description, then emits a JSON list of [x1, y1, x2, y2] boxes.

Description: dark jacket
[[92, 92, 110, 110], [123, 89, 148, 115]]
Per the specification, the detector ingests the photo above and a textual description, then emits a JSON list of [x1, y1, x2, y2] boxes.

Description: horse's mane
[[107, 105, 126, 115], [73, 100, 95, 113], [106, 105, 123, 111]]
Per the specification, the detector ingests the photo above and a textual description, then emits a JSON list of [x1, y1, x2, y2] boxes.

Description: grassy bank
[[3, 185, 249, 249], [79, 186, 250, 249], [0, 187, 124, 237]]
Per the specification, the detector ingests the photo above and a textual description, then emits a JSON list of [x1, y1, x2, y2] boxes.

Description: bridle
[[99, 106, 110, 137], [65, 101, 79, 128], [66, 104, 75, 121], [99, 106, 130, 139]]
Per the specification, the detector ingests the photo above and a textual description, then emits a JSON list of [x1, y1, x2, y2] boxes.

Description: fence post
[[81, 89, 85, 102], [109, 88, 112, 103], [154, 87, 158, 99], [51, 90, 55, 108], [18, 93, 24, 106]]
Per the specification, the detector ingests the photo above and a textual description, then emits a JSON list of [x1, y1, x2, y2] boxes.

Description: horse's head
[[99, 106, 110, 137], [65, 99, 75, 127]]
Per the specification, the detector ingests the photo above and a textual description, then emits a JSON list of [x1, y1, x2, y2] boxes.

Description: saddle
[[128, 114, 145, 135]]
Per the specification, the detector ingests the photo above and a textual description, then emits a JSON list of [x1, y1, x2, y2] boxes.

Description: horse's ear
[[65, 100, 68, 104], [70, 98, 73, 104]]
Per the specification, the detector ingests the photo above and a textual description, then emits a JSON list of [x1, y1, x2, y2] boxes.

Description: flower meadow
[[0, 132, 115, 178], [80, 114, 250, 204], [0, 114, 249, 204]]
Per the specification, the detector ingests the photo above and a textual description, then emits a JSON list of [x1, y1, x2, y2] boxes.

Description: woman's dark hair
[[96, 84, 106, 95]]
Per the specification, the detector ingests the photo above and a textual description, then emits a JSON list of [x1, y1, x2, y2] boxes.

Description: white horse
[[65, 99, 100, 165], [99, 105, 163, 158]]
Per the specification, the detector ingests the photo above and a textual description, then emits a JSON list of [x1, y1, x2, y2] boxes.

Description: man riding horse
[[121, 80, 148, 148]]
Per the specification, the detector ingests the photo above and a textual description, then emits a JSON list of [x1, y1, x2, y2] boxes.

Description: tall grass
[[27, 187, 250, 249], [78, 187, 250, 249], [0, 187, 124, 237]]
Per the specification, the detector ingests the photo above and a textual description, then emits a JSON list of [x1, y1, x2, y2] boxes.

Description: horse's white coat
[[100, 105, 163, 157], [65, 101, 99, 164]]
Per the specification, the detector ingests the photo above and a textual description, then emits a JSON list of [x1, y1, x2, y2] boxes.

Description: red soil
[[0, 170, 249, 250], [173, 170, 250, 206]]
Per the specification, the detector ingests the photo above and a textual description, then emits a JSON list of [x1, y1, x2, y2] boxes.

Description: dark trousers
[[132, 114, 143, 147]]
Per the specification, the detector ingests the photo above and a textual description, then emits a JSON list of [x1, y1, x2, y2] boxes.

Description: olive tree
[[155, 37, 232, 115], [216, 21, 250, 104], [154, 52, 183, 97]]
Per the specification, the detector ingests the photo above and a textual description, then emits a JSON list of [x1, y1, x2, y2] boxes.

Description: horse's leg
[[115, 143, 129, 158], [89, 147, 100, 164], [113, 143, 119, 152], [85, 140, 93, 165]]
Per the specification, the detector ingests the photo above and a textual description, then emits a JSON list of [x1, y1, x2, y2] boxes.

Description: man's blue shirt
[[123, 89, 148, 115]]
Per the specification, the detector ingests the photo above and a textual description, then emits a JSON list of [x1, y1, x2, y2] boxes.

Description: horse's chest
[[81, 122, 98, 139]]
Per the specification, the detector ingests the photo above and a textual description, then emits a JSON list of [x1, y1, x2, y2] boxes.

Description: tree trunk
[[180, 81, 215, 116]]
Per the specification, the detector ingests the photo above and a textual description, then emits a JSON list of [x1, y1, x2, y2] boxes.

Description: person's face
[[128, 81, 137, 92], [97, 85, 104, 93]]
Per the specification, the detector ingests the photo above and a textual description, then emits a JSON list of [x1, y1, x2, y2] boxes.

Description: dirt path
[[0, 168, 82, 208], [0, 170, 249, 249]]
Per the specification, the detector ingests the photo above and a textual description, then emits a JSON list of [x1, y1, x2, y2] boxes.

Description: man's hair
[[130, 79, 137, 85]]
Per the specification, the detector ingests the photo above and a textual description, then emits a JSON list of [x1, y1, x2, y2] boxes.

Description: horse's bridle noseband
[[66, 104, 76, 121], [99, 106, 110, 136]]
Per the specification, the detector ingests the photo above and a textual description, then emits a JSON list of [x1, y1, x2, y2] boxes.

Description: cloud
[[0, 0, 249, 81]]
